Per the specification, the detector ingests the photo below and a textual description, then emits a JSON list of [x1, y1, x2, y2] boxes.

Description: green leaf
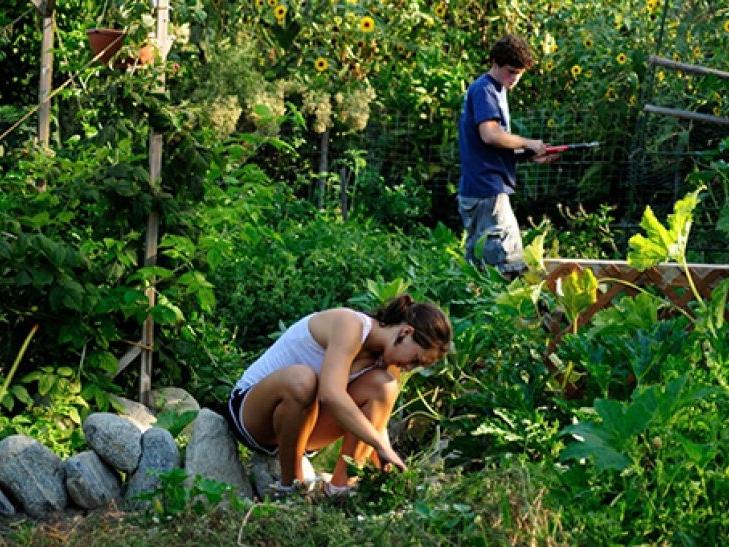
[[196, 287, 216, 313], [590, 293, 659, 335], [60, 280, 85, 311], [627, 187, 704, 270], [150, 304, 182, 325], [522, 233, 546, 284], [67, 407, 82, 425], [1, 393, 14, 411], [155, 410, 198, 438], [38, 374, 56, 396], [555, 268, 598, 324], [560, 423, 630, 471], [21, 211, 51, 229], [159, 235, 196, 261], [708, 278, 729, 330], [127, 266, 175, 283], [10, 385, 32, 405], [717, 204, 729, 236]]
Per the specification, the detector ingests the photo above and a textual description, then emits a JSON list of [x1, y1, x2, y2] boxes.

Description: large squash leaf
[[627, 187, 704, 270], [555, 268, 598, 325]]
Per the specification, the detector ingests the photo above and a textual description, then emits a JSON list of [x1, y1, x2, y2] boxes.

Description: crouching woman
[[223, 294, 452, 496]]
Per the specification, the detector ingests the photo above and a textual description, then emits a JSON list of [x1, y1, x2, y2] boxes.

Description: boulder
[[0, 487, 16, 516], [125, 427, 180, 502], [0, 435, 67, 518], [248, 451, 282, 498], [110, 395, 157, 432], [83, 413, 142, 472], [64, 451, 121, 509], [184, 408, 252, 498], [149, 387, 200, 414]]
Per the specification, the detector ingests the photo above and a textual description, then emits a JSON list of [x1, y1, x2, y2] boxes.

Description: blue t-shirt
[[458, 74, 516, 198]]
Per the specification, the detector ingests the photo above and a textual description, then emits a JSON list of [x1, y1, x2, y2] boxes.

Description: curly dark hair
[[489, 34, 534, 69]]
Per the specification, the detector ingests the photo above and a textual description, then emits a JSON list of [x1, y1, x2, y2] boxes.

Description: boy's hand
[[524, 139, 547, 156], [532, 153, 560, 164]]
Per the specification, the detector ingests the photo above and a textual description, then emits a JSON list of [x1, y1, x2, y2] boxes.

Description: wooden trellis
[[543, 258, 729, 339]]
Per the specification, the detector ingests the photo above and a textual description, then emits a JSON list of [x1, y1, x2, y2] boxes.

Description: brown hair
[[489, 34, 534, 69], [371, 295, 452, 355]]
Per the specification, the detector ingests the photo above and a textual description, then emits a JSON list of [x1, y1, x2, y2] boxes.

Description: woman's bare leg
[[306, 368, 400, 486], [241, 365, 319, 485]]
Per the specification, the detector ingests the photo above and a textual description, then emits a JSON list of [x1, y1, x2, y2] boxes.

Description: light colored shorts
[[458, 193, 525, 273]]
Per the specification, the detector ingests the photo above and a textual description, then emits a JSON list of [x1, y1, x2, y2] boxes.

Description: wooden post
[[648, 55, 729, 80], [339, 167, 349, 220], [140, 0, 171, 406], [32, 0, 55, 191], [643, 104, 729, 126], [317, 129, 329, 209]]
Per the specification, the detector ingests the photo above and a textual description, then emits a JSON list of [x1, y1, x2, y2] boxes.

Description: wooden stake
[[648, 55, 729, 80], [644, 104, 729, 126], [33, 0, 55, 191], [140, 0, 171, 406]]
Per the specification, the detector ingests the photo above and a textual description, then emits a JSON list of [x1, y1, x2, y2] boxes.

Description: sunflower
[[616, 52, 628, 64], [550, 43, 558, 53], [274, 5, 287, 19], [544, 60, 554, 72], [546, 118, 556, 129], [582, 36, 593, 48], [605, 87, 618, 100], [314, 57, 329, 72], [255, 0, 264, 7], [646, 0, 658, 13], [359, 15, 375, 32], [570, 64, 582, 77], [629, 95, 638, 106], [267, 0, 277, 6], [724, 20, 729, 33], [585, 70, 593, 78], [657, 70, 665, 82], [434, 3, 447, 17]]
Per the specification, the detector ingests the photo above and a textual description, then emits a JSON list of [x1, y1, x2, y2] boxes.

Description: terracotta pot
[[137, 44, 155, 65], [86, 28, 126, 64]]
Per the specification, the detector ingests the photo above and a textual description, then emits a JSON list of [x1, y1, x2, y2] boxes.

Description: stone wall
[[0, 388, 260, 519]]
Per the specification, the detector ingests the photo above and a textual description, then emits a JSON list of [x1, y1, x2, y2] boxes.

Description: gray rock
[[64, 451, 121, 509], [125, 427, 180, 501], [110, 395, 157, 432], [248, 451, 282, 498], [83, 413, 142, 472], [149, 387, 200, 414], [0, 435, 67, 518], [185, 408, 252, 498], [0, 486, 16, 516]]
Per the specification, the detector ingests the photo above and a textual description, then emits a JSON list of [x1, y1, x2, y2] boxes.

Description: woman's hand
[[376, 444, 407, 473]]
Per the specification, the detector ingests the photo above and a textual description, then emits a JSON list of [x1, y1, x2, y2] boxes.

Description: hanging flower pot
[[86, 28, 126, 64]]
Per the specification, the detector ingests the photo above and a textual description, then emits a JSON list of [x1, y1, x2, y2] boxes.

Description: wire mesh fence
[[320, 100, 726, 263]]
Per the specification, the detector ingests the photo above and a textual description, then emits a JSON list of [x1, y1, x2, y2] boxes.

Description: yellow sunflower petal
[[359, 16, 375, 33]]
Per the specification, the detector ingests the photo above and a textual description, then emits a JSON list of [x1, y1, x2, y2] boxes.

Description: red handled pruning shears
[[544, 141, 601, 154]]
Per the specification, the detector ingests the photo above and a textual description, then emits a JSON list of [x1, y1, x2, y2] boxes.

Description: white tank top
[[233, 309, 374, 393]]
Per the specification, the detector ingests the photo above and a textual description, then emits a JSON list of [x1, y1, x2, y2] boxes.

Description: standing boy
[[457, 34, 553, 275]]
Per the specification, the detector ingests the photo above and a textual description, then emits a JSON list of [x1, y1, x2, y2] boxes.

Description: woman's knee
[[352, 368, 399, 404], [282, 365, 318, 406]]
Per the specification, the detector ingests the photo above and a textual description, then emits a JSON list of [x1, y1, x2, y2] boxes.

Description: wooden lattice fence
[[543, 258, 729, 339]]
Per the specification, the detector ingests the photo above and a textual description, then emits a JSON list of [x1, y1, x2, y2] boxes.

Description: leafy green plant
[[135, 468, 246, 519], [154, 409, 198, 438]]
